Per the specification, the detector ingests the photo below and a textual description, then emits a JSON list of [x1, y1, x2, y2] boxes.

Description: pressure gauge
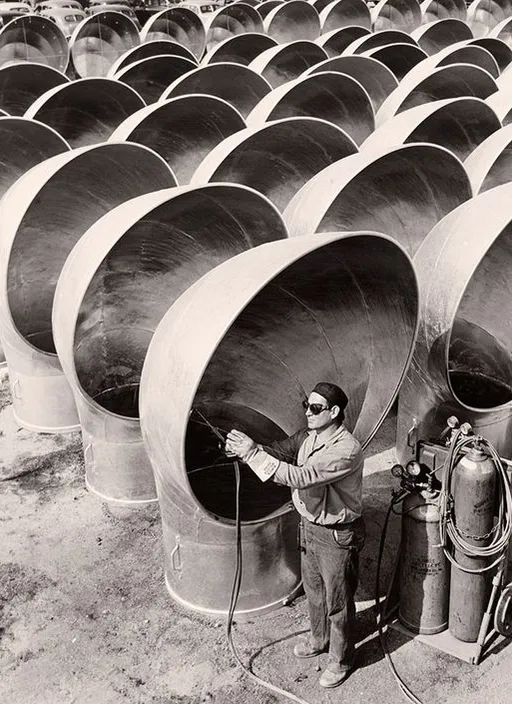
[[405, 460, 421, 477]]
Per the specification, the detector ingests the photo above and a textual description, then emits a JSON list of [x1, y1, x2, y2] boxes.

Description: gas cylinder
[[448, 445, 496, 642], [399, 490, 449, 635]]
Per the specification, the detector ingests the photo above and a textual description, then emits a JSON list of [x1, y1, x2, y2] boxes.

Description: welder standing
[[225, 382, 365, 689]]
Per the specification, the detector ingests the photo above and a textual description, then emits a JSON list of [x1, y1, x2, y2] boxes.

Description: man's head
[[303, 382, 348, 432]]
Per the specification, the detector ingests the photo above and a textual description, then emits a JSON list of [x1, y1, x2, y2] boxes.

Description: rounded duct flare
[[467, 0, 511, 38], [362, 42, 428, 80], [262, 1, 321, 43], [24, 78, 146, 148], [0, 63, 69, 116], [362, 97, 501, 161], [489, 16, 512, 46], [397, 183, 512, 461], [465, 123, 512, 193], [486, 84, 512, 124], [283, 143, 472, 257], [0, 15, 69, 73], [201, 32, 278, 65], [245, 70, 375, 145], [371, 0, 422, 33], [433, 42, 500, 77], [52, 183, 287, 504], [420, 0, 468, 22], [160, 62, 271, 118], [343, 28, 419, 54], [249, 40, 328, 88], [256, 0, 286, 20], [140, 8, 206, 60], [411, 19, 473, 55], [69, 12, 140, 78], [108, 40, 198, 74], [113, 54, 197, 104], [315, 25, 372, 56], [139, 230, 418, 615], [467, 36, 512, 71], [203, 4, 264, 52], [376, 63, 498, 125], [110, 94, 246, 183], [319, 0, 372, 33], [305, 55, 398, 112], [191, 116, 358, 211], [0, 143, 176, 432]]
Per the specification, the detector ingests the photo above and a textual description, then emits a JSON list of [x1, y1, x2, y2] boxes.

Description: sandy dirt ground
[[1, 366, 512, 704]]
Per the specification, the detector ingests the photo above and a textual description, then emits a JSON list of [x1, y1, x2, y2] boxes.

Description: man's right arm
[[260, 429, 308, 464]]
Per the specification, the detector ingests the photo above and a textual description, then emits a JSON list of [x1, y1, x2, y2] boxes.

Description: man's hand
[[226, 429, 257, 459]]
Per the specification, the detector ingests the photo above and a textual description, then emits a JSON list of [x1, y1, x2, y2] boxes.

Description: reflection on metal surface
[[262, 0, 321, 43], [140, 7, 205, 60], [486, 81, 512, 123], [411, 19, 473, 55], [467, 36, 512, 71], [110, 94, 245, 183], [465, 123, 512, 193], [397, 183, 512, 462], [256, 0, 285, 20], [69, 12, 140, 78], [467, 0, 511, 38], [201, 32, 277, 65], [315, 25, 371, 56], [53, 183, 287, 504], [283, 143, 472, 256], [0, 143, 175, 432], [108, 40, 198, 74], [343, 28, 418, 54], [362, 42, 428, 80], [318, 0, 371, 33], [0, 63, 69, 116], [160, 62, 271, 118], [432, 41, 500, 77], [371, 0, 422, 33], [191, 116, 358, 211], [0, 15, 69, 72], [249, 39, 327, 87], [203, 4, 263, 52], [113, 54, 197, 104], [140, 230, 418, 614], [362, 97, 500, 161], [246, 70, 374, 145], [24, 78, 145, 148], [489, 16, 512, 46], [420, 0, 467, 22]]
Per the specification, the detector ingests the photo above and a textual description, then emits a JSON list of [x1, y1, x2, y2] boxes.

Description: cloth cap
[[312, 382, 348, 411]]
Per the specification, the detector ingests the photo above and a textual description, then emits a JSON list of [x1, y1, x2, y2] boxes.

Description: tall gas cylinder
[[399, 490, 449, 634], [449, 445, 496, 642]]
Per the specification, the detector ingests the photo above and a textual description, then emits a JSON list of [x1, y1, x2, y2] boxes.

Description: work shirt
[[241, 424, 363, 526]]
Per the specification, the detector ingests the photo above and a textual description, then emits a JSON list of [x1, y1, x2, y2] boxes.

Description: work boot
[[293, 636, 328, 659], [319, 662, 351, 688]]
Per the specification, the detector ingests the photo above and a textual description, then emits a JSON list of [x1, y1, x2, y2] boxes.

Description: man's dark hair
[[312, 382, 348, 424]]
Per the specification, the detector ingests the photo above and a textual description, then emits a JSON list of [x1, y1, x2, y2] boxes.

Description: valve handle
[[494, 583, 512, 637]]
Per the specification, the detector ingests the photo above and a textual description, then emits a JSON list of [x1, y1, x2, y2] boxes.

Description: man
[[225, 382, 365, 689]]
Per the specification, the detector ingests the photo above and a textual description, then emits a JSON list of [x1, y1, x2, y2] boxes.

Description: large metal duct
[[376, 63, 498, 125], [465, 123, 512, 192], [432, 41, 500, 77], [283, 143, 472, 256], [371, 0, 422, 33], [112, 54, 197, 104], [0, 63, 69, 116], [245, 71, 374, 145], [191, 116, 358, 211], [362, 42, 428, 80], [315, 25, 371, 56], [486, 81, 512, 123], [411, 19, 473, 54], [467, 0, 512, 38], [69, 13, 140, 78], [305, 55, 398, 112], [159, 63, 271, 118], [140, 8, 206, 60], [52, 184, 287, 504], [109, 95, 245, 183], [262, 1, 321, 43], [318, 0, 372, 33], [24, 78, 145, 148], [249, 40, 328, 87], [343, 28, 418, 53], [203, 4, 264, 53], [139, 230, 418, 615], [420, 0, 467, 22], [0, 143, 175, 433], [362, 97, 501, 161], [202, 32, 278, 65], [466, 36, 512, 71], [108, 40, 198, 74], [489, 16, 512, 46], [397, 183, 512, 462], [0, 15, 69, 73], [256, 1, 285, 21]]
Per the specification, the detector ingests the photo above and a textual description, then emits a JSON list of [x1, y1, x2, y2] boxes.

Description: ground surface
[[1, 366, 511, 704]]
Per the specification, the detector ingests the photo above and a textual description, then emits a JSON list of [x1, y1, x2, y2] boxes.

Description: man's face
[[304, 391, 337, 431]]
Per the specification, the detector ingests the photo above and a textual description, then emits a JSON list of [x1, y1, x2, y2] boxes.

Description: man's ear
[[331, 405, 340, 420]]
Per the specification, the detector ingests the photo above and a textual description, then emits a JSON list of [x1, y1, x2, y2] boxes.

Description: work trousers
[[301, 516, 365, 670]]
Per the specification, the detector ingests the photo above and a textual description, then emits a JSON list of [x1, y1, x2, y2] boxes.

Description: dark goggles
[[302, 400, 331, 415]]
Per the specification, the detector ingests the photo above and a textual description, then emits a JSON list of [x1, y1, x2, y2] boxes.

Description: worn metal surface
[[140, 7, 206, 59], [465, 123, 512, 192], [376, 62, 498, 125], [371, 0, 422, 33], [160, 62, 271, 118], [24, 78, 145, 148], [53, 183, 286, 504], [108, 40, 198, 74], [343, 28, 418, 54], [0, 143, 175, 433], [411, 18, 473, 54], [432, 41, 500, 77], [362, 97, 501, 161], [69, 12, 140, 78], [139, 230, 418, 614], [191, 116, 357, 211], [245, 70, 374, 144], [256, 0, 285, 20], [318, 0, 371, 33], [203, 4, 263, 52], [0, 15, 69, 73], [249, 40, 328, 87], [467, 0, 511, 38], [489, 16, 512, 46], [110, 94, 245, 183], [283, 143, 472, 256], [113, 54, 197, 104], [397, 183, 512, 462], [0, 63, 69, 116], [315, 25, 371, 56], [262, 1, 320, 43], [362, 42, 428, 80], [201, 32, 277, 65], [420, 0, 467, 22], [466, 36, 512, 71]]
